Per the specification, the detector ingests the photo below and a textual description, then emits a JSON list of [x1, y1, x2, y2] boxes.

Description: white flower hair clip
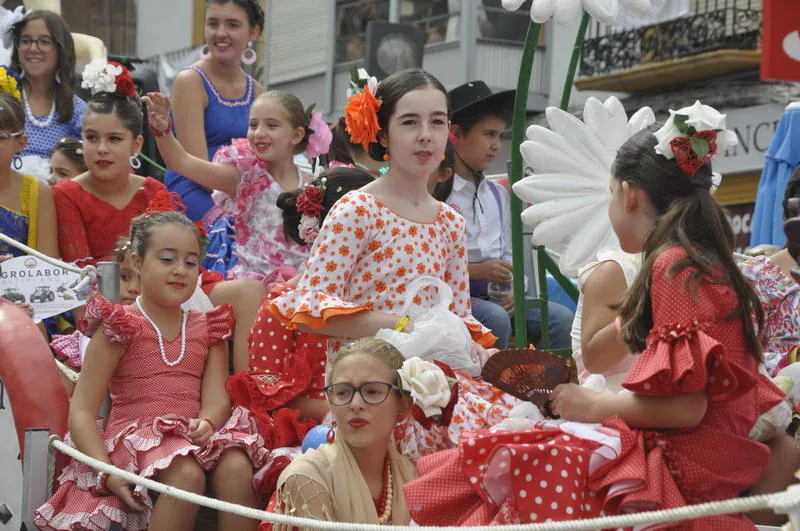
[[652, 100, 738, 177]]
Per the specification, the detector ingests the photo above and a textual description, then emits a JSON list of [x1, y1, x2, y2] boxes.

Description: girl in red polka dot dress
[[269, 69, 519, 462], [35, 210, 268, 531], [225, 167, 376, 499], [403, 112, 785, 529]]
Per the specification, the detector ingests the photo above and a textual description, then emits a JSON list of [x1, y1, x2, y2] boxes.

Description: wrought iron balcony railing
[[579, 0, 762, 78]]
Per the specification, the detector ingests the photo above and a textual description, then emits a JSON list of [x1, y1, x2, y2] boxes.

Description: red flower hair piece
[[670, 130, 719, 177], [144, 190, 187, 215], [108, 61, 137, 98], [296, 185, 324, 218]]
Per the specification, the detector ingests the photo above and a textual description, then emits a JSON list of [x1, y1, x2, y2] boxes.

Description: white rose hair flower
[[396, 357, 458, 429], [81, 59, 135, 97]]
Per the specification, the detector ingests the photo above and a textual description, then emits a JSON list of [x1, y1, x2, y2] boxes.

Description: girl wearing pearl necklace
[[35, 209, 268, 531], [9, 10, 86, 182], [267, 338, 419, 528]]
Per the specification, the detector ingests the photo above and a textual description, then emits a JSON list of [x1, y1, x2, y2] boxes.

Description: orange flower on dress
[[354, 227, 365, 239], [344, 86, 381, 151], [325, 260, 337, 272], [309, 275, 321, 287], [409, 226, 418, 237]]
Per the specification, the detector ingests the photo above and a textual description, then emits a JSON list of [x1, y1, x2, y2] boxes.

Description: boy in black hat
[[441, 81, 574, 349]]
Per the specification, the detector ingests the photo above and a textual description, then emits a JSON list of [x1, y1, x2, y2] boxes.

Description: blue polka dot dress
[[19, 95, 86, 181]]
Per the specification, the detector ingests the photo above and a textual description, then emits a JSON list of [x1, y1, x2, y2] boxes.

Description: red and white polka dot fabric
[[34, 296, 269, 531], [404, 247, 785, 530]]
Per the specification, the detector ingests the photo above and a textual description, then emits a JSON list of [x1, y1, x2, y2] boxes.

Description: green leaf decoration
[[673, 114, 690, 135], [691, 137, 710, 158], [349, 65, 359, 88]]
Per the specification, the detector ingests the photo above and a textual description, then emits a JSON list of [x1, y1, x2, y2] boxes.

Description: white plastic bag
[[375, 276, 480, 375]]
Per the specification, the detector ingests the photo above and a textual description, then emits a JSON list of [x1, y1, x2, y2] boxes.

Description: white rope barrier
[[0, 232, 96, 291], [49, 437, 800, 531]]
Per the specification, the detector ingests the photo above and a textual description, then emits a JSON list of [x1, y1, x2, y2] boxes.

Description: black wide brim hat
[[448, 80, 516, 119]]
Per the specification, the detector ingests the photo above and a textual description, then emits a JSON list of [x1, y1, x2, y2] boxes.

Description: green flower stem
[[139, 152, 166, 173], [560, 11, 591, 111], [510, 22, 542, 348]]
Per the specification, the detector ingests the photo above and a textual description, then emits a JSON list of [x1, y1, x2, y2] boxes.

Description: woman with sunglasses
[[10, 10, 85, 182], [266, 338, 419, 529]]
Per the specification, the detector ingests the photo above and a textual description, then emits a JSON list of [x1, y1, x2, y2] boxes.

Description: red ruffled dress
[[34, 296, 270, 531], [269, 192, 519, 461], [403, 247, 784, 530], [226, 283, 328, 499], [54, 177, 166, 266]]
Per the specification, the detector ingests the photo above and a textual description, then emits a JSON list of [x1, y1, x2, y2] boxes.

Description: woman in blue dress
[[165, 0, 265, 273], [10, 10, 85, 182]]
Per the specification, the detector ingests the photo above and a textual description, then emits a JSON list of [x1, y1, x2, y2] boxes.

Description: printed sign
[[0, 256, 87, 323]]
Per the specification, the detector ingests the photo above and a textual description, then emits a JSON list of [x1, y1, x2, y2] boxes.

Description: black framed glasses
[[18, 36, 55, 52], [325, 381, 400, 406]]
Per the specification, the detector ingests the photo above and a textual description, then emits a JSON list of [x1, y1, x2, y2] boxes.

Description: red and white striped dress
[[35, 296, 269, 531]]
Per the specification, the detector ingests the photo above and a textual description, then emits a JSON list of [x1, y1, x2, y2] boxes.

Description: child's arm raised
[[70, 331, 145, 511], [191, 340, 231, 446], [143, 93, 241, 198], [580, 261, 630, 374]]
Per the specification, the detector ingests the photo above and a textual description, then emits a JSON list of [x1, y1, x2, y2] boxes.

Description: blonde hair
[[330, 338, 406, 381]]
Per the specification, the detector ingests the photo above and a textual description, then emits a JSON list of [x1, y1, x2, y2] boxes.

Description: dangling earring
[[129, 154, 141, 170], [18, 67, 25, 79], [200, 45, 212, 60], [54, 71, 61, 85], [241, 41, 257, 65], [12, 155, 23, 170], [383, 149, 390, 161], [326, 421, 336, 443]]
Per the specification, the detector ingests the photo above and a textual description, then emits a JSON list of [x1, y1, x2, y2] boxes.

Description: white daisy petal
[[515, 96, 654, 276], [582, 0, 619, 25], [553, 0, 581, 24]]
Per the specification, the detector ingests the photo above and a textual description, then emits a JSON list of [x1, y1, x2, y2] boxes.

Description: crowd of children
[[3, 1, 800, 530]]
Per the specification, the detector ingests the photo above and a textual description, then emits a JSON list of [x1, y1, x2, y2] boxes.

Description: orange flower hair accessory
[[344, 84, 381, 151]]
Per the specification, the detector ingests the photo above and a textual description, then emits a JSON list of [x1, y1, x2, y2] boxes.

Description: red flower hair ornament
[[144, 190, 207, 238], [652, 100, 738, 178], [344, 69, 381, 151], [396, 358, 459, 429], [81, 59, 137, 98], [296, 176, 328, 245]]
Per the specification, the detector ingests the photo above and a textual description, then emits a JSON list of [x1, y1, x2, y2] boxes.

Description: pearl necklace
[[376, 457, 393, 525], [135, 296, 187, 367], [22, 89, 56, 128]]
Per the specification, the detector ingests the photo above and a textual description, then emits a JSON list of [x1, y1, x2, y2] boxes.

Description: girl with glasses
[[10, 10, 85, 182], [267, 338, 418, 529]]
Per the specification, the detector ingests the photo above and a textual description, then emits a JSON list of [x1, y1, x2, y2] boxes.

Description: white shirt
[[447, 173, 512, 264]]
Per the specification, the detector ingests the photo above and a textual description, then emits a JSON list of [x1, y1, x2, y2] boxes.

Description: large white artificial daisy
[[512, 96, 655, 277], [501, 0, 665, 25]]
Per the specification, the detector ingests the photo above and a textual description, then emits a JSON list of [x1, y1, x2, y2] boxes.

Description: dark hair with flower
[[277, 166, 375, 246], [81, 60, 144, 138], [131, 190, 209, 260]]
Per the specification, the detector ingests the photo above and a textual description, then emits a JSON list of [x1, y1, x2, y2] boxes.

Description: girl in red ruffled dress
[[404, 111, 785, 529], [35, 210, 268, 531]]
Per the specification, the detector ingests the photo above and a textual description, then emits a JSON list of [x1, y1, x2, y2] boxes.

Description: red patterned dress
[[269, 191, 519, 461], [53, 177, 166, 266], [404, 247, 784, 529], [226, 282, 328, 499], [34, 296, 269, 531]]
